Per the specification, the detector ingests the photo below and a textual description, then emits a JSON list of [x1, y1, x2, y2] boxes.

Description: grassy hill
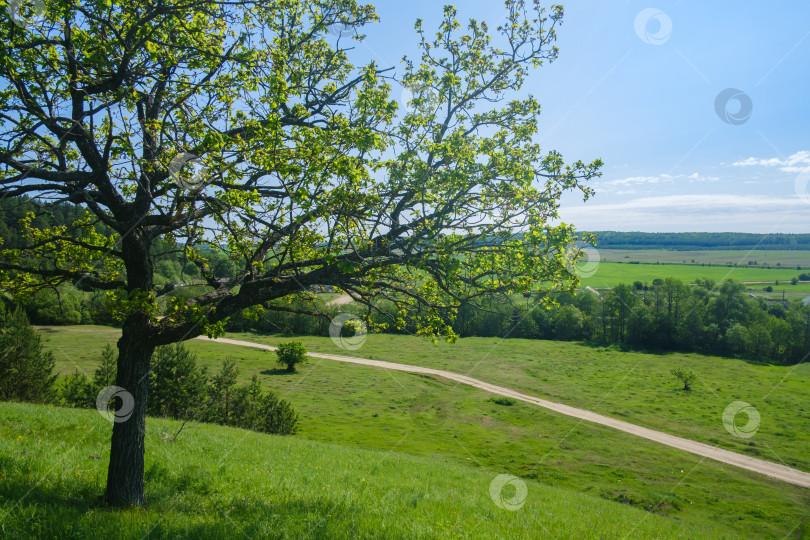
[[30, 326, 810, 537], [0, 402, 725, 539]]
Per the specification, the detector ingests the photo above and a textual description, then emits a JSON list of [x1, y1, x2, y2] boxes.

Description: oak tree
[[0, 0, 600, 506]]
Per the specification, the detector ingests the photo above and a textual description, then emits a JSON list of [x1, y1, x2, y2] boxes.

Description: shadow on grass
[[575, 340, 779, 367], [260, 368, 296, 376], [0, 473, 355, 539]]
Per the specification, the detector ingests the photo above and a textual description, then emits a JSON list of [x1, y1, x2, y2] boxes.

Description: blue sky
[[351, 1, 810, 233]]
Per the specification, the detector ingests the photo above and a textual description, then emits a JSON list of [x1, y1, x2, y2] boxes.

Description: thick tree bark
[[105, 232, 155, 507], [105, 322, 154, 506]]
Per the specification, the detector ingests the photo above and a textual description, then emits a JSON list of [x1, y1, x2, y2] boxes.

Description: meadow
[[0, 402, 729, 539], [31, 325, 810, 538], [580, 261, 805, 289], [598, 249, 810, 268]]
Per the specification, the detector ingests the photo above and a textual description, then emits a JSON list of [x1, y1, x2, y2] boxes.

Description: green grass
[[581, 261, 804, 288], [0, 402, 727, 539], [33, 326, 810, 537], [599, 248, 810, 268], [233, 332, 810, 472]]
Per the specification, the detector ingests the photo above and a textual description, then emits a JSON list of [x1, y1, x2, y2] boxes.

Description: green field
[[599, 249, 810, 268], [580, 261, 805, 288], [29, 326, 810, 538], [0, 402, 730, 539]]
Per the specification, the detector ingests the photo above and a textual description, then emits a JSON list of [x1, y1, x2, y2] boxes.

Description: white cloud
[[732, 150, 810, 173], [558, 194, 810, 233], [598, 172, 719, 192], [600, 174, 673, 188], [687, 173, 719, 183]]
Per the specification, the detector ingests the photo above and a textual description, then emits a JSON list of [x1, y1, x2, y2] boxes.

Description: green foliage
[[228, 375, 298, 435], [0, 305, 56, 402], [204, 360, 297, 435], [93, 345, 118, 389], [148, 344, 208, 420], [670, 367, 697, 391], [489, 397, 517, 406], [275, 341, 308, 373], [205, 358, 239, 425], [58, 371, 94, 408], [58, 344, 117, 408], [57, 342, 297, 435]]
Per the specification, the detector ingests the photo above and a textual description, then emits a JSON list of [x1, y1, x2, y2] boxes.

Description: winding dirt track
[[198, 336, 810, 489]]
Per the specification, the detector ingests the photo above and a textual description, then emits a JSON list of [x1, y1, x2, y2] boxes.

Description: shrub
[[670, 367, 697, 391], [205, 358, 239, 424], [148, 344, 208, 420], [276, 341, 307, 373], [59, 371, 94, 408], [0, 306, 56, 402], [489, 397, 517, 406], [204, 362, 297, 434], [230, 375, 298, 435], [59, 344, 117, 408]]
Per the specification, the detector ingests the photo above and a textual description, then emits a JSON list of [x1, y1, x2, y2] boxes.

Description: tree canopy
[[0, 0, 601, 506]]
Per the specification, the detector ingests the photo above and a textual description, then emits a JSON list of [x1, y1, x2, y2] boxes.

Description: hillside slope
[[0, 402, 724, 539]]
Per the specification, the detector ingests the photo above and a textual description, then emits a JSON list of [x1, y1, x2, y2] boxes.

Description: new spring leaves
[[7, 0, 44, 28], [634, 8, 752, 126]]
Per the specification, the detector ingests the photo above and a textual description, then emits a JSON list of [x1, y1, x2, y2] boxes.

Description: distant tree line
[[443, 278, 809, 365], [591, 231, 810, 251], [229, 276, 810, 366], [5, 198, 808, 365]]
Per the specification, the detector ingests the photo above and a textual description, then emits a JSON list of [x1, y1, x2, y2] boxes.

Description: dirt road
[[199, 336, 810, 489]]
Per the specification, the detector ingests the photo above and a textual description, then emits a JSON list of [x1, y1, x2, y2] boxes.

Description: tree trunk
[[105, 322, 154, 506], [105, 231, 155, 507]]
